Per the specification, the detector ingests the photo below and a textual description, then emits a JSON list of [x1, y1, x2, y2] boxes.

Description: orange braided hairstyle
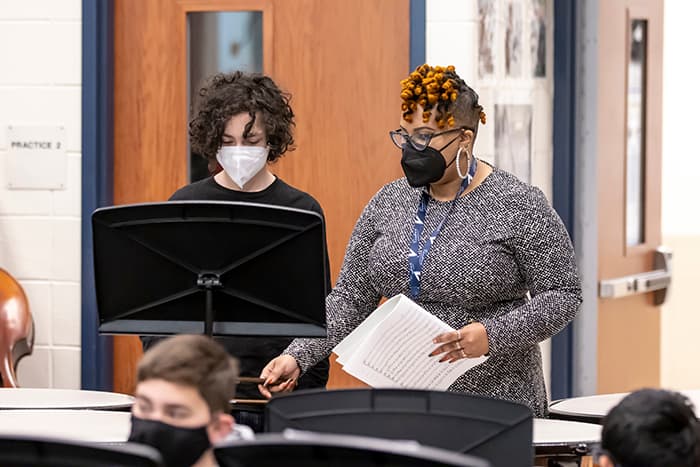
[[400, 64, 486, 130]]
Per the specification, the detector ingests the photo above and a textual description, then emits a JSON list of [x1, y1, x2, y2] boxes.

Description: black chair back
[[265, 388, 532, 467], [0, 436, 163, 467], [215, 430, 491, 467]]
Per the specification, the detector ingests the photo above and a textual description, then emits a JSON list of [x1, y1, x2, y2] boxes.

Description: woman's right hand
[[258, 355, 301, 399]]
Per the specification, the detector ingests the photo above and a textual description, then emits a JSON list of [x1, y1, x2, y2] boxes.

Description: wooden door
[[597, 0, 664, 393], [112, 0, 408, 394]]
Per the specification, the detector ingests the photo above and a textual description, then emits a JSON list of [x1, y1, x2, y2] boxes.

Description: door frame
[[571, 0, 602, 397], [81, 0, 426, 391], [550, 0, 578, 400], [567, 0, 665, 397], [81, 0, 115, 390]]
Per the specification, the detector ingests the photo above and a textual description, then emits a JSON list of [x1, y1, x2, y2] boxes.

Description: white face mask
[[216, 145, 269, 188]]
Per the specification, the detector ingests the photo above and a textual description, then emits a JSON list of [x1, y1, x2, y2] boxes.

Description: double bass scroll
[[0, 268, 34, 388]]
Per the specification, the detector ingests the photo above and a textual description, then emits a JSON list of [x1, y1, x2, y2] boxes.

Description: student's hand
[[429, 322, 489, 363], [258, 355, 301, 398]]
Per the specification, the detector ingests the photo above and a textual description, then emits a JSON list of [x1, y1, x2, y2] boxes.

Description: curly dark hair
[[400, 64, 485, 136], [189, 71, 295, 170]]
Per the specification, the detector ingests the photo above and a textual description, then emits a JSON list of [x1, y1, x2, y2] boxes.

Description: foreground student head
[[598, 388, 700, 467], [128, 334, 239, 467]]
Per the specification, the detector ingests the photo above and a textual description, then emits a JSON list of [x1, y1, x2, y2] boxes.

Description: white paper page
[[341, 295, 487, 390], [333, 295, 402, 365]]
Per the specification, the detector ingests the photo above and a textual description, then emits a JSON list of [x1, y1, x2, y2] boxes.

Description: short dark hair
[[601, 388, 700, 467], [137, 335, 238, 414], [189, 71, 295, 170]]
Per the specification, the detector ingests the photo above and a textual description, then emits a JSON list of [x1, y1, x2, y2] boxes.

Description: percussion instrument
[[0, 408, 255, 445], [549, 390, 700, 423], [0, 388, 134, 411], [533, 418, 600, 466], [0, 409, 131, 442]]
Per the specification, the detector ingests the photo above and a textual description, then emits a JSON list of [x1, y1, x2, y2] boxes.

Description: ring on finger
[[460, 349, 467, 358]]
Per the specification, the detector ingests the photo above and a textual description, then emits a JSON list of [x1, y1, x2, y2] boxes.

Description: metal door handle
[[598, 247, 673, 305]]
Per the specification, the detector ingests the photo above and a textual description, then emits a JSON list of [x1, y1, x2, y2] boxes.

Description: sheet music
[[333, 294, 487, 391], [334, 295, 401, 365]]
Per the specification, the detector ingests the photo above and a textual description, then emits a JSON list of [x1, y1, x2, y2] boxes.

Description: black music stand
[[91, 201, 328, 338], [264, 388, 533, 467], [214, 430, 491, 467]]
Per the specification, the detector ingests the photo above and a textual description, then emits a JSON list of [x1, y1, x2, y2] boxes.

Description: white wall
[[425, 0, 555, 395], [0, 0, 82, 389], [660, 0, 700, 389], [426, 0, 553, 194]]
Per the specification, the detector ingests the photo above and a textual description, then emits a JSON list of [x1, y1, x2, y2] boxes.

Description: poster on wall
[[478, 0, 496, 78], [530, 0, 547, 77], [494, 105, 532, 183], [505, 1, 523, 78]]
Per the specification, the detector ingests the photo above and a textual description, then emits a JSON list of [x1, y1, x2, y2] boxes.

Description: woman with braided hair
[[142, 71, 330, 431], [260, 65, 581, 416]]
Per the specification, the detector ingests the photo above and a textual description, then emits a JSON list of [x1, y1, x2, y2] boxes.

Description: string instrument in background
[[0, 268, 34, 387]]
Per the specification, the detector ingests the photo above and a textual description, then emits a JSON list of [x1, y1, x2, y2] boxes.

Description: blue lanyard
[[408, 156, 478, 299]]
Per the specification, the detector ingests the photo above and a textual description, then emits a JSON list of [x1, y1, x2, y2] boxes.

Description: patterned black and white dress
[[284, 167, 582, 416]]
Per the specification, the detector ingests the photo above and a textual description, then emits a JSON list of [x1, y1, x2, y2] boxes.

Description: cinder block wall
[[0, 0, 82, 389]]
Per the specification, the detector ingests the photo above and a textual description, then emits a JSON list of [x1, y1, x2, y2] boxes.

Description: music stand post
[[197, 273, 220, 337], [91, 201, 328, 340]]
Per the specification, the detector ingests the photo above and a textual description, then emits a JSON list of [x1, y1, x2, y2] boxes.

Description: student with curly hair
[[143, 71, 330, 431], [260, 65, 581, 417]]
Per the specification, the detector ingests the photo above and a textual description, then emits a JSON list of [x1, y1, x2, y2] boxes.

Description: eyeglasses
[[389, 127, 469, 151]]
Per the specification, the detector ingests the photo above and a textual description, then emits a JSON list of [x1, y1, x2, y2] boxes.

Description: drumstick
[[230, 398, 268, 405], [230, 377, 269, 406], [237, 376, 292, 385], [236, 377, 266, 385]]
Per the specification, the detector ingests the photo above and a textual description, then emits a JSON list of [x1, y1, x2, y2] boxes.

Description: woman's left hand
[[430, 322, 490, 363]]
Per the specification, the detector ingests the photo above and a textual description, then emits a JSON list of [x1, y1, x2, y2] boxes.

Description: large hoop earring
[[455, 146, 469, 179]]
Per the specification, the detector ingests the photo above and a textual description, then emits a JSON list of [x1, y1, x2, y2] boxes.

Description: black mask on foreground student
[[128, 415, 211, 467]]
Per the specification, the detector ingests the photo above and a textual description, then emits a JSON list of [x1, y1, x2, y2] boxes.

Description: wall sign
[[6, 125, 67, 190]]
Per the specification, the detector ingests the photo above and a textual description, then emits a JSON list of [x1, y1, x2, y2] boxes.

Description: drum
[[533, 419, 601, 466], [0, 409, 131, 442], [549, 390, 700, 424], [0, 388, 134, 411]]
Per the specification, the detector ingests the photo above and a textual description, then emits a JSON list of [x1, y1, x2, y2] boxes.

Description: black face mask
[[400, 135, 461, 188], [128, 415, 211, 467]]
